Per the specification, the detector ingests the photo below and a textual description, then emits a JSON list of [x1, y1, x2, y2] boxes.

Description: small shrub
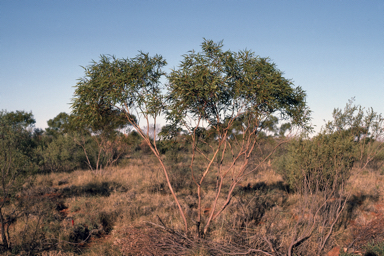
[[69, 224, 89, 243], [98, 211, 116, 234], [283, 131, 356, 192], [363, 242, 384, 256]]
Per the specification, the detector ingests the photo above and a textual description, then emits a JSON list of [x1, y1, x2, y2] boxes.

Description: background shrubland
[[1, 104, 384, 256], [1, 40, 384, 255]]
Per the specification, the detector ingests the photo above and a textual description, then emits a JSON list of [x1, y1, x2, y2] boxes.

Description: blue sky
[[1, 0, 383, 131]]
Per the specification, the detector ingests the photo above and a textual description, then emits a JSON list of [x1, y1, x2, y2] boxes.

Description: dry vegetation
[[1, 152, 383, 255]]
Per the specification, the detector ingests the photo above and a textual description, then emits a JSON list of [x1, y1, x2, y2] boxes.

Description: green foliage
[[158, 125, 190, 161], [158, 124, 182, 141], [0, 110, 37, 250], [166, 39, 310, 132], [33, 112, 86, 172], [160, 140, 189, 163], [45, 112, 74, 137], [38, 134, 84, 172], [362, 242, 384, 256], [0, 110, 36, 195], [283, 99, 384, 192], [43, 111, 132, 172], [325, 98, 384, 170], [71, 53, 164, 132], [71, 53, 165, 171], [276, 99, 384, 255], [284, 131, 356, 192], [4, 110, 36, 129], [325, 98, 383, 139]]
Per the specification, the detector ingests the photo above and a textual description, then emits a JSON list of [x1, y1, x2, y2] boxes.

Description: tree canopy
[[71, 53, 163, 135], [166, 39, 309, 133]]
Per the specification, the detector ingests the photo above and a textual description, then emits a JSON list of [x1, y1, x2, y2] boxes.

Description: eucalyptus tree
[[70, 73, 135, 173], [70, 53, 191, 229], [166, 39, 310, 235]]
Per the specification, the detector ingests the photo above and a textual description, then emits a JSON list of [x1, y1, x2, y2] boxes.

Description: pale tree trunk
[[122, 107, 188, 233]]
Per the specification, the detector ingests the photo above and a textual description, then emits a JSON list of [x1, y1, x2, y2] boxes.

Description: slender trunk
[[203, 176, 223, 235], [121, 106, 188, 232], [197, 185, 201, 236], [96, 146, 102, 174], [152, 148, 188, 233]]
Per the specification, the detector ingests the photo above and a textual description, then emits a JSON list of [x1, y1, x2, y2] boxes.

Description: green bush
[[283, 131, 356, 192], [363, 242, 384, 256], [38, 134, 84, 172]]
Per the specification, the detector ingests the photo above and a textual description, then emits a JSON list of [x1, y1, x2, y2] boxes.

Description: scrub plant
[[0, 111, 36, 251], [266, 100, 384, 256]]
